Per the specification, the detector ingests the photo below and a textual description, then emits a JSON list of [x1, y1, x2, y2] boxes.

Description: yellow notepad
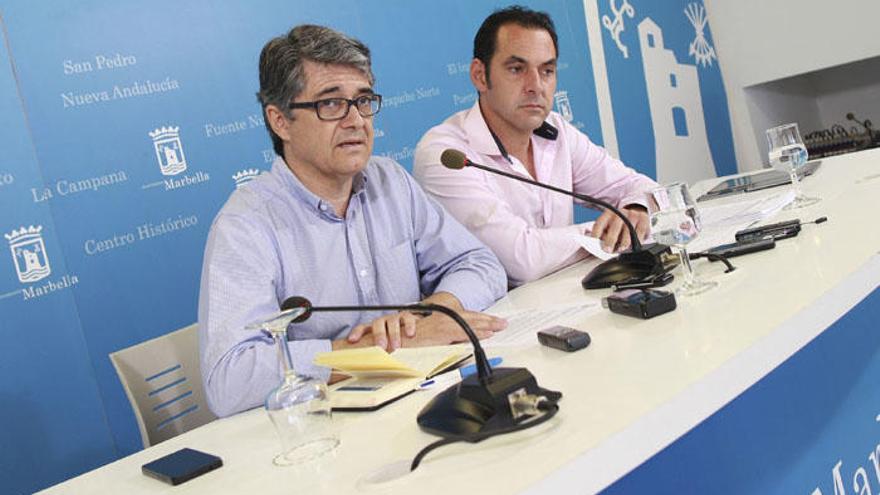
[[314, 345, 470, 378], [313, 345, 472, 411]]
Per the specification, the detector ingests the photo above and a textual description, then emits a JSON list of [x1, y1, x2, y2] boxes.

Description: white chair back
[[110, 324, 217, 448]]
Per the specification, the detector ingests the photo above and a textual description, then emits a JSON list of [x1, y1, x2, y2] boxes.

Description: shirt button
[[359, 269, 368, 277]]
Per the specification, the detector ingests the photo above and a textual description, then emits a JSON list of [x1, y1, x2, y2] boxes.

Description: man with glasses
[[199, 25, 507, 417]]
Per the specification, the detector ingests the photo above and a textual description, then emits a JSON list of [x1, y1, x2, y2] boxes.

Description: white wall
[[743, 80, 822, 161], [703, 0, 880, 170], [813, 58, 880, 128]]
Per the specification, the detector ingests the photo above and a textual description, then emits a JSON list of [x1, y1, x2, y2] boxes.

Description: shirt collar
[[271, 156, 368, 213], [463, 99, 558, 164]]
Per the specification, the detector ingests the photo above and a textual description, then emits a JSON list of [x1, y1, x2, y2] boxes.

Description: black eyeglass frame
[[287, 94, 383, 121]]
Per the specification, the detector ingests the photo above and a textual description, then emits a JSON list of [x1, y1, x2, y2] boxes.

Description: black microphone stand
[[281, 297, 561, 438], [442, 150, 675, 289]]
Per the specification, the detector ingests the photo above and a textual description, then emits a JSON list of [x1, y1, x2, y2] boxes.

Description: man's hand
[[591, 205, 650, 253], [337, 309, 505, 352], [340, 292, 507, 351], [346, 311, 420, 351], [404, 310, 507, 347]]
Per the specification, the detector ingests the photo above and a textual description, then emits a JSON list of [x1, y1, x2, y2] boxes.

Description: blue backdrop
[[0, 1, 735, 492]]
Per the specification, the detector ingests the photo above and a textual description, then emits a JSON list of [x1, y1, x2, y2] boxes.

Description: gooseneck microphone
[[279, 296, 561, 445], [280, 295, 494, 380], [442, 149, 642, 251], [439, 149, 674, 289]]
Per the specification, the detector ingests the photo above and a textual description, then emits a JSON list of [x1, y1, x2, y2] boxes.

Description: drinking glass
[[650, 182, 718, 296], [766, 123, 820, 209], [247, 308, 339, 466]]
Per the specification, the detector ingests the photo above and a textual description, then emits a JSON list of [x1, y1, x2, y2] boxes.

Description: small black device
[[142, 448, 223, 486], [537, 325, 591, 352], [602, 288, 677, 319], [735, 219, 801, 242], [610, 271, 674, 291], [706, 238, 776, 260]]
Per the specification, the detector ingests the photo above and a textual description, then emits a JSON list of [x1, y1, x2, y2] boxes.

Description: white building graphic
[[149, 126, 187, 176], [232, 168, 262, 189], [638, 17, 716, 184], [5, 225, 51, 283]]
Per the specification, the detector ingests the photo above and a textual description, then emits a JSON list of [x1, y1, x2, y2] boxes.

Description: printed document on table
[[689, 190, 795, 252], [485, 302, 601, 347], [699, 190, 794, 228]]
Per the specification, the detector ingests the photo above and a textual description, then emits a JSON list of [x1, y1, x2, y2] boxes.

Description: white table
[[41, 148, 880, 494]]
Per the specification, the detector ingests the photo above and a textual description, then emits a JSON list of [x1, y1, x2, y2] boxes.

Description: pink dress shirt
[[413, 101, 658, 286]]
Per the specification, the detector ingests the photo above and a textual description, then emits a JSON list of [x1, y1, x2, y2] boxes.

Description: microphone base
[[416, 367, 560, 438], [581, 243, 676, 289]]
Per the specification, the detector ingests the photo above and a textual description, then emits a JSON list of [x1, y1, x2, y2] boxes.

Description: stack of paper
[[699, 190, 795, 228], [689, 190, 795, 252]]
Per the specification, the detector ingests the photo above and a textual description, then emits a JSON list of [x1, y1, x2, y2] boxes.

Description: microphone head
[[280, 296, 312, 323], [440, 149, 468, 170]]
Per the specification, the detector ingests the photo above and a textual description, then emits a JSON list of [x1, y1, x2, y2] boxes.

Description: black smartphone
[[706, 238, 776, 259], [142, 448, 223, 486], [537, 326, 591, 352]]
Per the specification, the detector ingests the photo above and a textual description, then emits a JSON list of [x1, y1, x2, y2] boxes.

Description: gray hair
[[257, 24, 374, 158]]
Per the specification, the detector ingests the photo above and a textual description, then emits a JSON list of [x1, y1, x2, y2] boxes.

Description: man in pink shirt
[[413, 6, 658, 286]]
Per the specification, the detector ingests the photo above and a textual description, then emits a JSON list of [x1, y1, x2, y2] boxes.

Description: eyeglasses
[[288, 94, 382, 121]]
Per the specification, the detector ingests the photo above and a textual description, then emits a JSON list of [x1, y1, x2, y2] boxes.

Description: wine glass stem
[[273, 332, 295, 375], [678, 247, 696, 286], [789, 167, 802, 199]]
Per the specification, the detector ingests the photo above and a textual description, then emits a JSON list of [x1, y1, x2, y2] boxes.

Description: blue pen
[[416, 379, 436, 390], [459, 357, 502, 378], [416, 371, 461, 390], [416, 357, 504, 390]]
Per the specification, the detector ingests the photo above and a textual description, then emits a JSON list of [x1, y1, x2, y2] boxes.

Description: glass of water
[[247, 309, 339, 466], [766, 123, 820, 209], [650, 182, 718, 296]]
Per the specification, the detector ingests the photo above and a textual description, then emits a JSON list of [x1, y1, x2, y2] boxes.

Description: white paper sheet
[[570, 232, 618, 261], [698, 190, 795, 228], [485, 302, 601, 347], [688, 190, 795, 252]]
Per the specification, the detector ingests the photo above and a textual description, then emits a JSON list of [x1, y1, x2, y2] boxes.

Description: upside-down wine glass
[[246, 308, 339, 466]]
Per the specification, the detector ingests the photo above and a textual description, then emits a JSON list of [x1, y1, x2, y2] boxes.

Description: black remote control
[[735, 220, 801, 242], [706, 238, 776, 259]]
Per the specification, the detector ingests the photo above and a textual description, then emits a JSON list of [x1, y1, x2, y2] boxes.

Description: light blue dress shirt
[[198, 156, 507, 417]]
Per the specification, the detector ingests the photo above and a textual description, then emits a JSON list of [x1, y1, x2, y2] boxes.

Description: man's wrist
[[623, 203, 647, 213], [332, 333, 375, 350], [422, 291, 464, 312]]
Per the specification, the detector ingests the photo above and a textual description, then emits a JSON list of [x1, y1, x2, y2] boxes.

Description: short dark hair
[[256, 25, 373, 158], [473, 6, 558, 82]]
